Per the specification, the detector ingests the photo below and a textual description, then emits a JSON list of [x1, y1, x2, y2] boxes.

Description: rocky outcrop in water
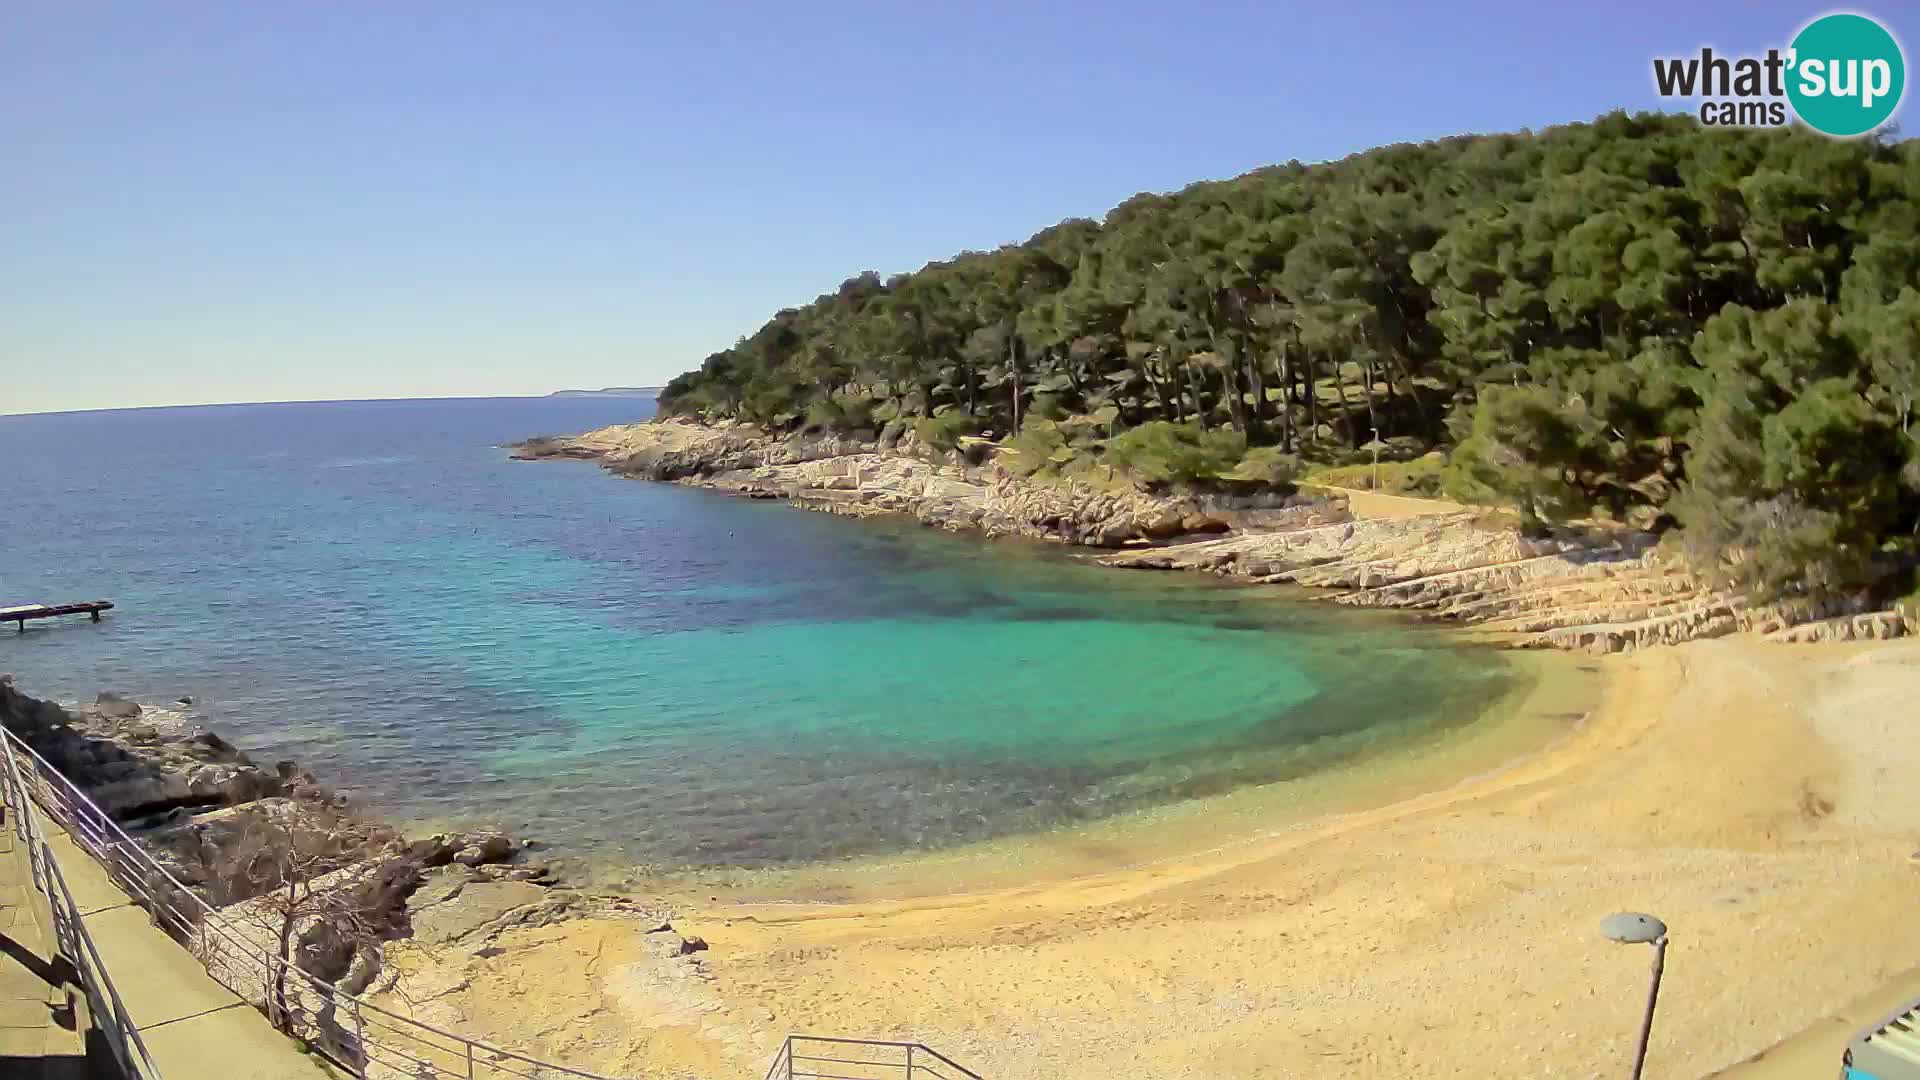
[[515, 419, 1912, 652], [1, 687, 325, 819], [0, 674, 545, 911]]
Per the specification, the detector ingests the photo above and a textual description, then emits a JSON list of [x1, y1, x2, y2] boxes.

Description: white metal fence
[[762, 1036, 982, 1080], [1, 726, 163, 1079], [2, 722, 987, 1080], [0, 722, 626, 1080]]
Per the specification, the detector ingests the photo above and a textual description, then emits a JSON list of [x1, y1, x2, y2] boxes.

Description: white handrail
[[0, 722, 629, 1080], [2, 728, 164, 1079]]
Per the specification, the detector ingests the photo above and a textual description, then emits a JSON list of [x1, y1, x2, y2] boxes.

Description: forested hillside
[[658, 112, 1920, 601]]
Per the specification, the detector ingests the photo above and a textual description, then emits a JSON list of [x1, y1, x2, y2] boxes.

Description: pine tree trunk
[[1150, 357, 1177, 422], [1388, 349, 1431, 437], [1218, 361, 1248, 433], [1008, 332, 1021, 431], [1301, 343, 1317, 450], [1064, 352, 1085, 405], [1179, 354, 1208, 431], [1331, 356, 1357, 448], [1358, 355, 1380, 445], [1242, 350, 1266, 440], [1273, 347, 1294, 453]]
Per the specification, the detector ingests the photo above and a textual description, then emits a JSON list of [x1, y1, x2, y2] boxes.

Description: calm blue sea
[[0, 397, 1512, 868]]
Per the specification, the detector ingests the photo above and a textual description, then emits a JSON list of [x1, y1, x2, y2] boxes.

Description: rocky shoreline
[[515, 418, 1912, 652], [0, 675, 707, 1073], [515, 419, 1336, 547]]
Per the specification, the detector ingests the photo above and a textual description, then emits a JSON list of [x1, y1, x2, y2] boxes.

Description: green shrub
[[1060, 406, 1118, 441], [912, 410, 983, 452], [1304, 452, 1448, 497], [1104, 421, 1246, 487], [1026, 392, 1068, 422], [804, 393, 879, 435], [1002, 419, 1072, 477], [1226, 445, 1300, 487]]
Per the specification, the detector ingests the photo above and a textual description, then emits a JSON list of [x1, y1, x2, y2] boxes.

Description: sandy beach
[[380, 636, 1920, 1079]]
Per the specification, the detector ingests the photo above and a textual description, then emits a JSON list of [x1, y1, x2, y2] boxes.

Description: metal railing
[[3, 722, 989, 1080], [762, 1037, 981, 1080], [0, 722, 627, 1080], [1, 728, 163, 1079]]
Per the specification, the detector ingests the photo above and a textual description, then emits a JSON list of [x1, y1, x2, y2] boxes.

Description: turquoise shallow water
[[0, 397, 1514, 867]]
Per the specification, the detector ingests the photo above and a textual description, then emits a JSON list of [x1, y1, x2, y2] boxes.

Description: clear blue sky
[[2, 2, 1910, 414]]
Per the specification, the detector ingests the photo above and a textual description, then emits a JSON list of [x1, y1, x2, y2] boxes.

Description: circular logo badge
[[1788, 13, 1906, 136]]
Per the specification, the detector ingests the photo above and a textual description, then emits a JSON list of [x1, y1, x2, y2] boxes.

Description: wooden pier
[[3, 600, 114, 631]]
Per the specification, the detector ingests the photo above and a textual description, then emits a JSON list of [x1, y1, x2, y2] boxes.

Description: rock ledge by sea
[[515, 418, 1912, 653], [0, 675, 694, 1069]]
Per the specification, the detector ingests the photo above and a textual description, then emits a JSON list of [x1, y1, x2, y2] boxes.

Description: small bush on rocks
[[912, 411, 983, 452], [1104, 422, 1246, 488]]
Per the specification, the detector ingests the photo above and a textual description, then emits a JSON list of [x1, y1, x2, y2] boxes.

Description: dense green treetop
[[658, 112, 1920, 600]]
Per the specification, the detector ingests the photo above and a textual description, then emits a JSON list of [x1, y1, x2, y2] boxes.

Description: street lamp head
[[1601, 911, 1668, 945], [1602, 912, 1671, 1080]]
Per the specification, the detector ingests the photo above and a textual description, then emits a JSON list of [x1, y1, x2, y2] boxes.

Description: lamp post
[[1601, 912, 1669, 1080], [1362, 431, 1386, 492]]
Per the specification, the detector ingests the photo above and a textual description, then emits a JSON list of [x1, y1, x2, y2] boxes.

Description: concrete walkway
[[5, 808, 329, 1080], [1709, 966, 1920, 1078], [1, 812, 86, 1078], [1300, 483, 1469, 519]]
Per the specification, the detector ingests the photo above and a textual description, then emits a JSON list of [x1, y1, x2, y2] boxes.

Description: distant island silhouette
[[545, 386, 660, 398]]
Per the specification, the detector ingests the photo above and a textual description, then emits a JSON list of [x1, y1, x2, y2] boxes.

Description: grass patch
[[1300, 452, 1447, 496]]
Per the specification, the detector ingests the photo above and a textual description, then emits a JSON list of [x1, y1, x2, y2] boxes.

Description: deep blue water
[[0, 397, 1512, 868]]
